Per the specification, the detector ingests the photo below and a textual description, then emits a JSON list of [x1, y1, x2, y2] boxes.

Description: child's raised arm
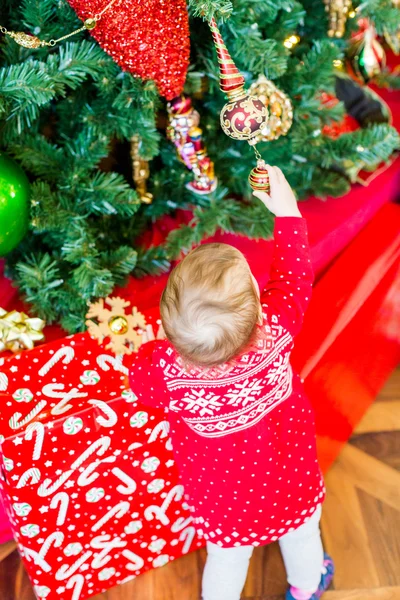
[[253, 166, 314, 337]]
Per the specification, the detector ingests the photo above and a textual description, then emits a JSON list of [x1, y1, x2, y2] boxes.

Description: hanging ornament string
[[0, 0, 119, 49]]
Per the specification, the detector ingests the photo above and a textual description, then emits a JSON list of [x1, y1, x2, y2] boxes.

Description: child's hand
[[141, 323, 166, 344], [253, 165, 302, 218]]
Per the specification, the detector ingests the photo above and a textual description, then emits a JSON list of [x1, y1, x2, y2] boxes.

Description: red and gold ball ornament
[[208, 18, 293, 191], [248, 160, 270, 193], [248, 75, 293, 142], [209, 18, 268, 143]]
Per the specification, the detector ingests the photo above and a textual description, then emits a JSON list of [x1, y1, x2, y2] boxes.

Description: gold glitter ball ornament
[[248, 76, 293, 142], [108, 315, 129, 335]]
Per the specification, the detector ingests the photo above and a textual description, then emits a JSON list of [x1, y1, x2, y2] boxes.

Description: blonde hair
[[160, 243, 261, 367]]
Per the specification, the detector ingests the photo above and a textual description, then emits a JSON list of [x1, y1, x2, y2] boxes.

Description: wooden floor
[[1, 368, 399, 600]]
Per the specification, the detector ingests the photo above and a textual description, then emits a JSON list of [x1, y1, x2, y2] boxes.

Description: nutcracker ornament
[[167, 95, 217, 195], [131, 135, 153, 204], [324, 0, 353, 38], [208, 18, 275, 192]]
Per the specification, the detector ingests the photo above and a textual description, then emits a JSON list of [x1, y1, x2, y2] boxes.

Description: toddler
[[129, 166, 334, 600]]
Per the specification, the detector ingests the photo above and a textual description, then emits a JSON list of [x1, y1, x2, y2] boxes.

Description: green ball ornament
[[0, 153, 30, 256]]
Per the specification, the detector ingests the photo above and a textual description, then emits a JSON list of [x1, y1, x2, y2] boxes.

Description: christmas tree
[[0, 0, 399, 332]]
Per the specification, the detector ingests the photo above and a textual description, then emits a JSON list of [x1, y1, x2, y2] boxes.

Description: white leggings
[[202, 505, 323, 600]]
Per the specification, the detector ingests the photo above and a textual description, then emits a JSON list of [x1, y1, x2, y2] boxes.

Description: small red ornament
[[248, 160, 270, 193], [67, 0, 190, 100]]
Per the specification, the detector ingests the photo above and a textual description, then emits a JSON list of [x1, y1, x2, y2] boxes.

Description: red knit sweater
[[129, 217, 325, 548]]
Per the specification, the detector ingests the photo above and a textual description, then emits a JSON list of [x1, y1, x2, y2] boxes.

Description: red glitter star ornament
[[67, 0, 190, 100]]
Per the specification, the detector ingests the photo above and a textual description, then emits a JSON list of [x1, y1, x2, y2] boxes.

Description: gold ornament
[[86, 296, 147, 355], [84, 18, 97, 30], [0, 308, 45, 353], [0, 0, 118, 49], [248, 75, 293, 142], [130, 135, 153, 204], [324, 0, 353, 38]]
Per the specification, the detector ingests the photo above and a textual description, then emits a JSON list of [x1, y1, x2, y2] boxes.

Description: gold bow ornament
[[0, 308, 45, 352]]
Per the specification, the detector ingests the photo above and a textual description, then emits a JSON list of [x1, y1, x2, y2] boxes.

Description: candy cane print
[[42, 384, 87, 416], [23, 532, 65, 573], [144, 504, 170, 526], [50, 492, 70, 526], [66, 574, 85, 600], [0, 372, 8, 391], [71, 437, 111, 471], [122, 549, 145, 571], [88, 399, 118, 428], [180, 526, 196, 554], [111, 468, 137, 495], [25, 422, 45, 461], [56, 551, 92, 580], [90, 534, 127, 569], [144, 485, 184, 525], [171, 515, 194, 533], [160, 485, 184, 513], [16, 467, 41, 489], [40, 532, 65, 561], [77, 455, 116, 487], [23, 546, 52, 573], [91, 501, 130, 533], [9, 400, 47, 430], [38, 470, 73, 498], [39, 347, 75, 377], [96, 354, 129, 376], [38, 437, 111, 497], [127, 442, 143, 451], [147, 421, 170, 444]]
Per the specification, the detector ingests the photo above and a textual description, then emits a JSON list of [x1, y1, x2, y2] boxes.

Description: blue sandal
[[285, 554, 334, 600]]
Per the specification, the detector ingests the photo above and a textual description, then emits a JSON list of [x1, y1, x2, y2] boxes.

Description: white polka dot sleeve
[[129, 340, 169, 410], [260, 217, 314, 337]]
